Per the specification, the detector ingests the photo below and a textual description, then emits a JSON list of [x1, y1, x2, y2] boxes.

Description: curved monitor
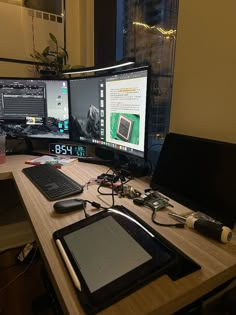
[[69, 66, 150, 160], [0, 77, 69, 140]]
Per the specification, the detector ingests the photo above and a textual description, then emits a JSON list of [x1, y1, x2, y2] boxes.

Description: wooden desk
[[1, 155, 236, 315]]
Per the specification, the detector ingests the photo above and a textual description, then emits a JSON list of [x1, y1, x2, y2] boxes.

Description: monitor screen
[[150, 133, 236, 228], [0, 78, 69, 139], [69, 66, 150, 159]]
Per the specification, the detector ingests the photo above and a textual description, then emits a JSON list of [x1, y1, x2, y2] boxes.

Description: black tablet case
[[53, 205, 200, 314]]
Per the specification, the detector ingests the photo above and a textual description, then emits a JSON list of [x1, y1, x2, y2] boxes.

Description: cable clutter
[[53, 168, 233, 244], [53, 166, 141, 215], [95, 167, 141, 204]]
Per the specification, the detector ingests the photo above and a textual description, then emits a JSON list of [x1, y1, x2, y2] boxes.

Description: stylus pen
[[56, 239, 81, 291]]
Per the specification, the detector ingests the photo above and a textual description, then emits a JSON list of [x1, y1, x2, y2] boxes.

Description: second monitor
[[0, 77, 70, 140], [69, 66, 150, 160]]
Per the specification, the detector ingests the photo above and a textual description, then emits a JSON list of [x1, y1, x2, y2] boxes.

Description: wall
[[66, 0, 94, 68], [170, 0, 236, 143], [0, 2, 64, 77], [0, 62, 35, 77], [0, 0, 94, 76]]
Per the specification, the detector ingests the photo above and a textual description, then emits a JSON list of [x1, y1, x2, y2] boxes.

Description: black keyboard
[[22, 164, 83, 201]]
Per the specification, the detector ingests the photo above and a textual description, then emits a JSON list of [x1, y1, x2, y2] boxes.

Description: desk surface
[[1, 155, 236, 315]]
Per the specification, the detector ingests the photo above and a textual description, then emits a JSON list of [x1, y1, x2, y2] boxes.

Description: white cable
[[0, 247, 37, 293]]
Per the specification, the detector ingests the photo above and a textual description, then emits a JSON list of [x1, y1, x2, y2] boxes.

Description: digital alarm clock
[[49, 143, 87, 157]]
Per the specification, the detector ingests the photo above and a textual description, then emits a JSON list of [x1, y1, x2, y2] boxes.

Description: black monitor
[[0, 77, 69, 139], [150, 133, 236, 229], [69, 66, 150, 161]]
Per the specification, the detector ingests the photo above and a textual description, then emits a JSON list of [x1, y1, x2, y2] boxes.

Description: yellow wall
[[66, 0, 94, 68], [0, 63, 36, 77], [0, 1, 65, 77], [170, 0, 236, 143], [0, 0, 94, 76]]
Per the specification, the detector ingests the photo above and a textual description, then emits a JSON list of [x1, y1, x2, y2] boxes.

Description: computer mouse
[[53, 199, 85, 214]]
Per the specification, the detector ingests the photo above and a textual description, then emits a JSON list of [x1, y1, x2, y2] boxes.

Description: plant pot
[[39, 69, 58, 78]]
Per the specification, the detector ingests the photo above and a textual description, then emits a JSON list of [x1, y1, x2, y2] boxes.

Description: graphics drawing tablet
[[53, 206, 179, 314]]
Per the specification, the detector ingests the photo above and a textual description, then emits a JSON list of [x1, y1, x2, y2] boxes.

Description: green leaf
[[60, 47, 68, 59], [49, 33, 57, 45], [42, 46, 50, 55], [30, 32, 84, 77]]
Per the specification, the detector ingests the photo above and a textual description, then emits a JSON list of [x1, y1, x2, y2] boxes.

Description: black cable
[[151, 209, 184, 228], [82, 200, 90, 218], [85, 167, 136, 212], [96, 169, 124, 207], [95, 179, 123, 207], [84, 200, 107, 211], [146, 142, 164, 175], [145, 159, 153, 175], [147, 142, 163, 152], [0, 245, 38, 293]]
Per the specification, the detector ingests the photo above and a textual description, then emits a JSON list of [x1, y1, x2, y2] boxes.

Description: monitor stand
[[78, 147, 115, 166], [77, 156, 113, 166], [79, 147, 150, 177]]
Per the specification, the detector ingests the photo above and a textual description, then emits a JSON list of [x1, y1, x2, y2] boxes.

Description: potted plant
[[30, 33, 79, 78]]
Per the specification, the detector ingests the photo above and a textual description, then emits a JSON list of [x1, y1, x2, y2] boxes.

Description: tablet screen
[[64, 216, 152, 293]]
